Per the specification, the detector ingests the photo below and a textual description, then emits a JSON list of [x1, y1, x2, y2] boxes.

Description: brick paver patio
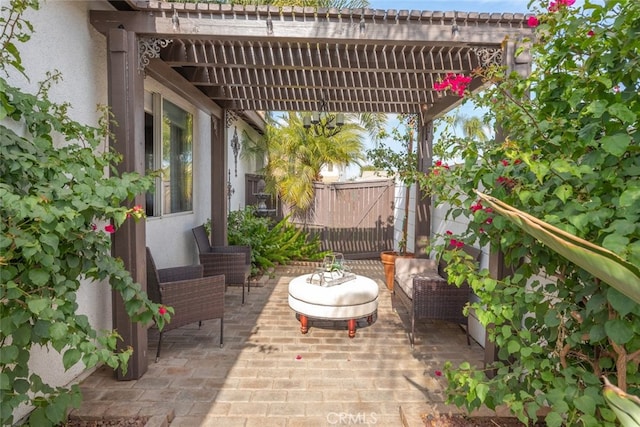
[[71, 260, 489, 426]]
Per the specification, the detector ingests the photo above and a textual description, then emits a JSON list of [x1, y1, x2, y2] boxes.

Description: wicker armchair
[[146, 247, 225, 361], [393, 246, 481, 347], [192, 225, 251, 304]]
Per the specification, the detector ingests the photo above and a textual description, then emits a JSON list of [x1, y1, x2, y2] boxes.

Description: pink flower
[[527, 16, 539, 28], [104, 224, 116, 233], [549, 0, 575, 12], [501, 159, 509, 166], [470, 203, 483, 213], [484, 207, 493, 214], [435, 160, 443, 167], [91, 224, 97, 231], [479, 228, 485, 233], [433, 73, 472, 97], [587, 30, 595, 37], [450, 239, 464, 248], [514, 159, 522, 165], [445, 230, 453, 235], [485, 218, 493, 225], [158, 306, 167, 315], [434, 370, 443, 377], [295, 355, 302, 360]]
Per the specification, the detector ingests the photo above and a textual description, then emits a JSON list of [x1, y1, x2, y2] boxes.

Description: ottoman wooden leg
[[347, 319, 356, 338], [299, 314, 309, 334]]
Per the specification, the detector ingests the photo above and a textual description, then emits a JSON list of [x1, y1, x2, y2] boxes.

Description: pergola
[[90, 1, 533, 379]]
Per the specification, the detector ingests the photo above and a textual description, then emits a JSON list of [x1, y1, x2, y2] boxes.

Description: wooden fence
[[245, 175, 395, 259]]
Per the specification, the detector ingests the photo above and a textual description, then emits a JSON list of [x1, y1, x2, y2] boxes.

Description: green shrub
[[226, 207, 327, 275]]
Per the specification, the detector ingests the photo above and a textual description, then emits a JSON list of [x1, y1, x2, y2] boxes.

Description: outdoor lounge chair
[[192, 225, 251, 304], [392, 246, 481, 347], [146, 247, 225, 361]]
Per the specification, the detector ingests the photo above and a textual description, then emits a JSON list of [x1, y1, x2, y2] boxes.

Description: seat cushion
[[394, 258, 437, 298]]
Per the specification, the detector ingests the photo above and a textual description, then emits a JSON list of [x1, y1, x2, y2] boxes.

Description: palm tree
[[454, 113, 491, 142], [264, 112, 366, 214]]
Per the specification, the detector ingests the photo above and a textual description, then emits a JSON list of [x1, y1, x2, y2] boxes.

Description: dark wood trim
[[415, 119, 433, 258], [210, 116, 227, 246], [146, 59, 222, 120], [107, 28, 148, 381]]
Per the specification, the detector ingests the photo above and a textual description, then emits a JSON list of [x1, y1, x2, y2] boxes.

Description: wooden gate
[[284, 179, 395, 259]]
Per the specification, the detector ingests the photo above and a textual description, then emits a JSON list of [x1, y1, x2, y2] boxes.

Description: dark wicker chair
[[146, 247, 225, 361], [191, 225, 251, 304], [392, 246, 481, 347]]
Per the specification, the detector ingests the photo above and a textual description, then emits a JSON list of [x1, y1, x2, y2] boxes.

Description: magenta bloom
[[527, 16, 539, 28], [433, 73, 472, 97], [104, 224, 116, 233], [158, 306, 167, 315]]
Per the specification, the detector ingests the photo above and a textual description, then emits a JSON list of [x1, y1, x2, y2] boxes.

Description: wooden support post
[[415, 119, 434, 258], [107, 28, 148, 381], [211, 115, 227, 246]]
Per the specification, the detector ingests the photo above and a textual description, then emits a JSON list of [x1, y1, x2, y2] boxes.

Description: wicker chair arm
[[159, 274, 225, 333], [157, 265, 203, 283]]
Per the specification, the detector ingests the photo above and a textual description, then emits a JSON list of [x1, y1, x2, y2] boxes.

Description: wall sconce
[[226, 169, 234, 214], [230, 126, 240, 177]]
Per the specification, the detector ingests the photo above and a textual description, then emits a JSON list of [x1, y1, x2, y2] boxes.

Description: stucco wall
[[3, 1, 115, 422]]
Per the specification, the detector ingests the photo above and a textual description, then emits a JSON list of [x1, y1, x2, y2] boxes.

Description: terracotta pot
[[380, 251, 415, 291]]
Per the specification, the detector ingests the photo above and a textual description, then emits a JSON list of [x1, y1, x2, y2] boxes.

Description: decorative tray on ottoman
[[307, 253, 356, 287]]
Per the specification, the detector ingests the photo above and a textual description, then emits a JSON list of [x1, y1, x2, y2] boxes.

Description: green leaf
[[27, 298, 49, 315], [619, 187, 640, 209], [62, 348, 81, 370], [604, 319, 634, 345], [0, 345, 19, 364], [0, 373, 10, 390], [600, 134, 631, 157], [27, 269, 50, 286], [475, 383, 490, 402], [49, 322, 68, 341], [545, 411, 565, 427], [608, 103, 636, 124], [575, 395, 597, 416], [553, 185, 573, 203], [507, 340, 521, 354], [586, 100, 608, 118]]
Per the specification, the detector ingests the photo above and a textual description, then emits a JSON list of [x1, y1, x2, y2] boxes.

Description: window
[[145, 94, 193, 216]]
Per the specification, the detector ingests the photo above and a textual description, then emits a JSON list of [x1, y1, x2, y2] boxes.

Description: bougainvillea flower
[[433, 73, 472, 97], [470, 203, 483, 213], [158, 306, 167, 315], [446, 230, 453, 235], [587, 30, 595, 37], [449, 239, 464, 248], [501, 159, 509, 166], [435, 370, 443, 377], [104, 224, 116, 233], [527, 16, 540, 27]]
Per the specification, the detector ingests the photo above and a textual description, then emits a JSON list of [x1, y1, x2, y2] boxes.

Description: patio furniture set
[[146, 229, 478, 358]]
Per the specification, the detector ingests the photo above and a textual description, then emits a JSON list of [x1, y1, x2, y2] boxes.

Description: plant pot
[[380, 251, 415, 291]]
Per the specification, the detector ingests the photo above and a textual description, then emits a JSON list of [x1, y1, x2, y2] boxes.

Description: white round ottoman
[[288, 274, 379, 338]]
